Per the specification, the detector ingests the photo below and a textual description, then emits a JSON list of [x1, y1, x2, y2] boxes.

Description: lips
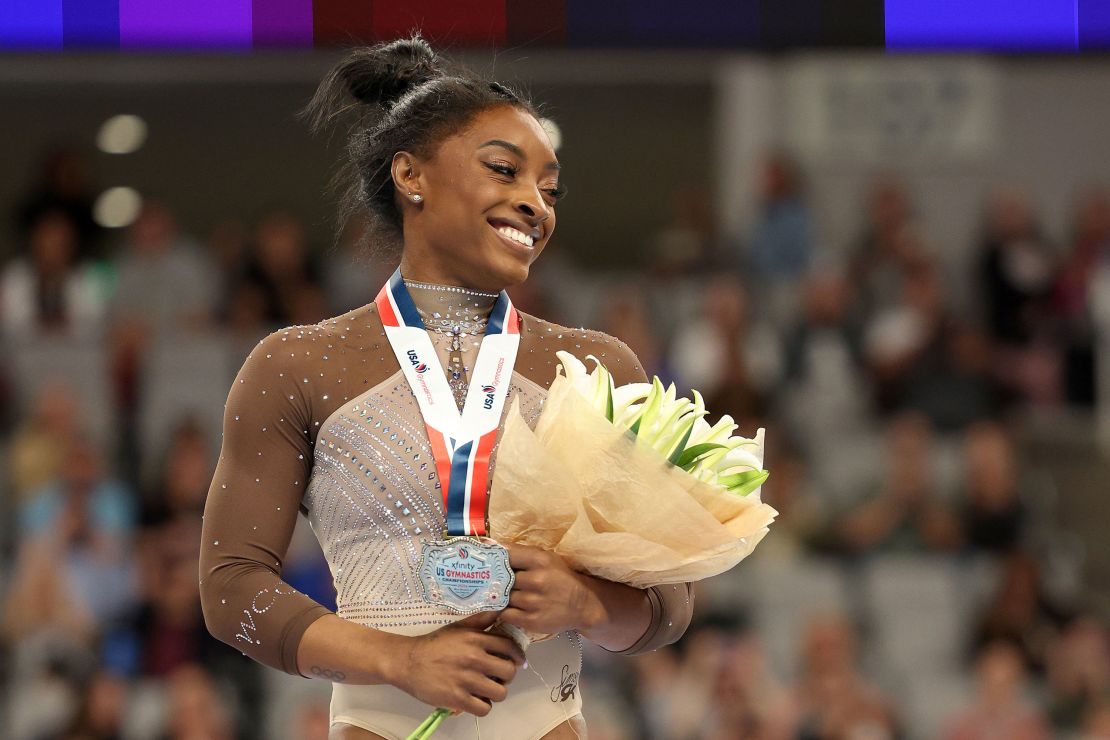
[[488, 218, 541, 243]]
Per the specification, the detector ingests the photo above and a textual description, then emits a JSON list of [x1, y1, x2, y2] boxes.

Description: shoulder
[[236, 303, 380, 382], [518, 310, 648, 386]]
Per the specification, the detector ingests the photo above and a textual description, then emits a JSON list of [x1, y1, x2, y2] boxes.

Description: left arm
[[500, 331, 694, 653], [502, 545, 694, 654]]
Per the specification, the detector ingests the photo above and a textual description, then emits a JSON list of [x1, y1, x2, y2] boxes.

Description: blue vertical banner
[[0, 0, 63, 49], [886, 0, 1077, 51], [63, 0, 120, 47], [1079, 0, 1110, 50]]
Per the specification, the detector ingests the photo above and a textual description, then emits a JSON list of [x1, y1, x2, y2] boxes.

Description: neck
[[398, 242, 508, 293]]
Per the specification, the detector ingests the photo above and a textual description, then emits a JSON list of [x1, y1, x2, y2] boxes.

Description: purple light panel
[[118, 0, 252, 49], [252, 0, 313, 47]]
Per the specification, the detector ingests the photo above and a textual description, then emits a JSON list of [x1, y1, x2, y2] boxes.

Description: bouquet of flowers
[[407, 352, 777, 739]]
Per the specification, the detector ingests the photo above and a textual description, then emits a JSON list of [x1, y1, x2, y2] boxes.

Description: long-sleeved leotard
[[198, 283, 693, 735]]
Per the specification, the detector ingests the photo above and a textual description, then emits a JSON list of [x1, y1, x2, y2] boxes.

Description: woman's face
[[397, 105, 562, 290]]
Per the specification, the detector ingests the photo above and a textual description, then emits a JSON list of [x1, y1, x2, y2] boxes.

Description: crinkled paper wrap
[[489, 375, 778, 588]]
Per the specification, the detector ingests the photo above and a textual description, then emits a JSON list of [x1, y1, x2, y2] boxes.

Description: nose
[[513, 187, 551, 225]]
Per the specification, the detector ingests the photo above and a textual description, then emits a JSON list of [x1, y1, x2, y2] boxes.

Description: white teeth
[[496, 225, 534, 247]]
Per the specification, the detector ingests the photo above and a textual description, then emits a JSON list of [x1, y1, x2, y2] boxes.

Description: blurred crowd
[[1, 145, 1109, 739]]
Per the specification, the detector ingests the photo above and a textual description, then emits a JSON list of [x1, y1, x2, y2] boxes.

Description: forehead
[[446, 105, 556, 162]]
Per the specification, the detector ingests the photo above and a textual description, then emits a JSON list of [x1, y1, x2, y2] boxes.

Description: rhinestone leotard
[[198, 280, 694, 731]]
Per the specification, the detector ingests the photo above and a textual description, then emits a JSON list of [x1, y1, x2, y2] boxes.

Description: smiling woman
[[198, 34, 694, 740]]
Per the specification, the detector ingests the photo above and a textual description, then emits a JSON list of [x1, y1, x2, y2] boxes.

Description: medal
[[376, 268, 519, 613]]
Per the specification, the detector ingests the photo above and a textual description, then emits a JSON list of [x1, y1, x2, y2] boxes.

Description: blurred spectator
[[108, 199, 218, 420], [903, 321, 1003, 433], [835, 412, 962, 555], [292, 697, 332, 740], [61, 669, 128, 740], [140, 417, 211, 527], [632, 619, 796, 739], [977, 187, 1062, 405], [744, 152, 814, 329], [971, 551, 1070, 675], [789, 614, 900, 739], [960, 421, 1027, 555], [745, 152, 812, 278], [945, 641, 1051, 740], [780, 268, 870, 456], [1046, 616, 1110, 732], [597, 284, 670, 382], [978, 186, 1057, 346], [14, 146, 102, 260], [3, 435, 136, 644], [667, 273, 782, 425], [755, 446, 828, 559], [1, 209, 106, 339], [1054, 187, 1110, 406], [8, 380, 81, 505], [231, 210, 326, 328], [862, 245, 946, 414], [1084, 702, 1110, 739], [322, 214, 391, 316], [110, 198, 217, 335], [848, 175, 917, 319], [164, 663, 235, 739], [648, 183, 717, 277]]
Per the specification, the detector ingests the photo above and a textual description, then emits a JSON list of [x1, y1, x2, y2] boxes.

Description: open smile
[[488, 220, 537, 256]]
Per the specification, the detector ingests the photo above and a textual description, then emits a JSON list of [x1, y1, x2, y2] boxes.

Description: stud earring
[[411, 194, 423, 203]]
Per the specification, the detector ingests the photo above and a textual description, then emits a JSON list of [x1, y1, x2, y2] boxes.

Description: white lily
[[555, 352, 769, 497]]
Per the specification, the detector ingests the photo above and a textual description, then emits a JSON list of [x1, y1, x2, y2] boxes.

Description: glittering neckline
[[402, 278, 498, 336], [402, 278, 498, 298]]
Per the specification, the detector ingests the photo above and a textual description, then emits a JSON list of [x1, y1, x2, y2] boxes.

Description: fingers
[[453, 609, 501, 631], [458, 675, 508, 716], [475, 653, 518, 684], [498, 607, 534, 631], [508, 588, 543, 611], [476, 633, 526, 666], [506, 543, 546, 570]]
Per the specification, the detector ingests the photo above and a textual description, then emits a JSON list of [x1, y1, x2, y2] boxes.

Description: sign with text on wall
[[785, 58, 1000, 166]]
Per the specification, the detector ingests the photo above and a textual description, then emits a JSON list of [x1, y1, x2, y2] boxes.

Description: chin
[[478, 253, 534, 290]]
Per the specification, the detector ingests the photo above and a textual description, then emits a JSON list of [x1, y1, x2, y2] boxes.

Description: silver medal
[[418, 537, 515, 614]]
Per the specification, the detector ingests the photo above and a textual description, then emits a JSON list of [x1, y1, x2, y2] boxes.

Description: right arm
[[198, 330, 522, 714]]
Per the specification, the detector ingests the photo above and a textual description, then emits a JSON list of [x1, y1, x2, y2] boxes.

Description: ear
[[391, 151, 424, 202]]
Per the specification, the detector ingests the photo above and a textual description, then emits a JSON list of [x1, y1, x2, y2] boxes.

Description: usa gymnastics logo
[[406, 349, 429, 373], [482, 384, 496, 410], [458, 547, 469, 559]]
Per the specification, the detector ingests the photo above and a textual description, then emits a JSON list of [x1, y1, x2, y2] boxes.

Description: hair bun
[[341, 35, 441, 110]]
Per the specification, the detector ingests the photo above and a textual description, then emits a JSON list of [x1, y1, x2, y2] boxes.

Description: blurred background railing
[[3, 38, 1110, 740]]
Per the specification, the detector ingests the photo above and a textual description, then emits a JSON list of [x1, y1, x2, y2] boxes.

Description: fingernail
[[523, 660, 529, 669]]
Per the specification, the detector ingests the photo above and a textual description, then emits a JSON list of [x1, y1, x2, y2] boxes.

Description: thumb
[[452, 609, 501, 632]]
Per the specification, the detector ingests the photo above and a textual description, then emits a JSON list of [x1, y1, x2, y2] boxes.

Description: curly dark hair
[[302, 34, 539, 254]]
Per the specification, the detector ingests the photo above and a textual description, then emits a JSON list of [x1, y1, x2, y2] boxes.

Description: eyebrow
[[478, 139, 561, 170]]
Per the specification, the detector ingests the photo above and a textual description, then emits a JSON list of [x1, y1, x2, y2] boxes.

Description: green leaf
[[666, 416, 697, 465], [719, 470, 769, 496], [632, 378, 664, 440], [675, 442, 726, 470], [605, 375, 614, 422]]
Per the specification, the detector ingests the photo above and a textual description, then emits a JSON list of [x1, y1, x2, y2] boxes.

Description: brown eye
[[544, 184, 568, 203], [484, 162, 517, 177]]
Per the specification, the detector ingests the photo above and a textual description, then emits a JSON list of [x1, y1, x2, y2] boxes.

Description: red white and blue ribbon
[[376, 267, 520, 537]]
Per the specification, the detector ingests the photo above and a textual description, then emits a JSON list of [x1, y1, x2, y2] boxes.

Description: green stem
[[406, 708, 448, 740]]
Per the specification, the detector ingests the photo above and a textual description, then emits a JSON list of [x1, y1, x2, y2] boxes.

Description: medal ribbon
[[376, 267, 519, 537]]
